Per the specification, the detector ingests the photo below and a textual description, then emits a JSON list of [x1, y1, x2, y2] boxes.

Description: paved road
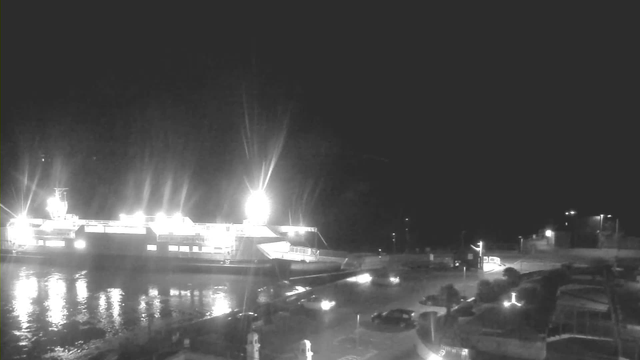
[[261, 269, 503, 360]]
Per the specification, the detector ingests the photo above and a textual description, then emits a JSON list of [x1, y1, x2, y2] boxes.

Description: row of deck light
[[115, 190, 269, 226], [118, 212, 186, 223]]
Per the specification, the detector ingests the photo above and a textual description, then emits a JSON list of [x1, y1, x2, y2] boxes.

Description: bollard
[[356, 313, 360, 348], [246, 331, 260, 360], [298, 340, 312, 360], [463, 266, 466, 296]]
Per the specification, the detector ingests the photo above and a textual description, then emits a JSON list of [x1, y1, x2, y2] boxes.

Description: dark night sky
[[2, 4, 638, 249]]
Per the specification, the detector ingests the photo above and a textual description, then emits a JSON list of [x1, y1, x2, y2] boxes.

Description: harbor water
[[0, 262, 272, 359]]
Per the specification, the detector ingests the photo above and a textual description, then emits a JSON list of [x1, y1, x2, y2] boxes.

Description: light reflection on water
[[76, 277, 88, 303], [0, 263, 269, 360], [13, 274, 38, 327], [46, 275, 67, 325]]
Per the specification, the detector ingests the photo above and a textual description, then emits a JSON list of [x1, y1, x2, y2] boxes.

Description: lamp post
[[519, 236, 524, 254], [599, 214, 613, 232], [471, 241, 483, 270], [565, 210, 577, 247], [404, 217, 410, 254], [391, 232, 396, 254]]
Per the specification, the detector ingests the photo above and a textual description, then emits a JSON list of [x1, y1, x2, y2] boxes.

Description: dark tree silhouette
[[439, 284, 461, 314], [502, 267, 521, 287]]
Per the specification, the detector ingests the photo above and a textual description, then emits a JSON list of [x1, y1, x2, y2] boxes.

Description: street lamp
[[471, 241, 483, 270], [564, 210, 577, 247], [599, 214, 619, 235], [404, 218, 410, 253], [519, 236, 524, 254], [599, 214, 611, 232], [391, 232, 396, 254]]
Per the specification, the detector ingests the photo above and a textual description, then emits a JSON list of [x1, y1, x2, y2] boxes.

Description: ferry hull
[[0, 249, 342, 278]]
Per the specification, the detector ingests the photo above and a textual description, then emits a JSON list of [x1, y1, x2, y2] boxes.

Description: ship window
[[46, 240, 66, 247], [169, 245, 179, 252], [179, 246, 190, 253], [192, 246, 200, 252], [202, 246, 212, 253], [147, 245, 157, 251]]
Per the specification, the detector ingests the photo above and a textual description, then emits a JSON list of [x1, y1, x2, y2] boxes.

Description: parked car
[[299, 295, 336, 311], [222, 310, 262, 339], [371, 273, 400, 286], [371, 309, 415, 328]]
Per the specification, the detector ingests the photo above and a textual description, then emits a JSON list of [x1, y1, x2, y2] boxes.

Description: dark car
[[371, 309, 415, 328], [222, 311, 262, 342]]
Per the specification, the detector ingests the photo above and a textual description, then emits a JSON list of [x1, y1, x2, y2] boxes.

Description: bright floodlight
[[320, 300, 336, 311], [155, 212, 167, 222], [74, 240, 86, 249], [545, 229, 554, 237], [133, 211, 145, 224], [245, 190, 270, 225]]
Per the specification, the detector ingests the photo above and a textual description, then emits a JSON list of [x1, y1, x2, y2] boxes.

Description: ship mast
[[46, 188, 69, 220]]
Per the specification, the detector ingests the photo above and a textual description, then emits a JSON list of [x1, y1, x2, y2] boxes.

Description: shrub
[[491, 278, 511, 299], [502, 267, 521, 287], [476, 279, 495, 303], [516, 284, 540, 305]]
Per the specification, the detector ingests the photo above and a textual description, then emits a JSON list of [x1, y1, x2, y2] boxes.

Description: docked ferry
[[1, 189, 345, 276]]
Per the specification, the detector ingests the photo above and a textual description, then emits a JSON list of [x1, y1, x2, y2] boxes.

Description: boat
[[1, 189, 345, 277]]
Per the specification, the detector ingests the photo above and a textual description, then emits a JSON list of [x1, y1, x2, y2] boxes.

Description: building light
[[74, 240, 86, 249], [147, 245, 157, 251], [168, 245, 179, 252]]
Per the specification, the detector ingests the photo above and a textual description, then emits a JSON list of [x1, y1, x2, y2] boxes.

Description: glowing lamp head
[[245, 190, 270, 225], [320, 300, 336, 311], [545, 229, 554, 237]]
